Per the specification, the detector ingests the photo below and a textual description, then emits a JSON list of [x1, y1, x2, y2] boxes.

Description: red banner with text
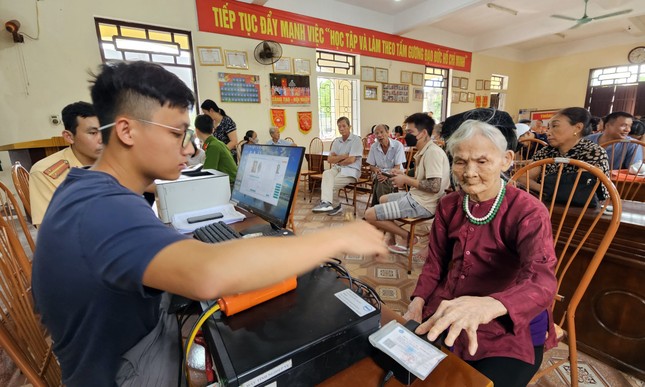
[[196, 0, 471, 71]]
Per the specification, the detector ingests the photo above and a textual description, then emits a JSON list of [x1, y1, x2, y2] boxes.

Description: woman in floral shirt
[[201, 99, 239, 162]]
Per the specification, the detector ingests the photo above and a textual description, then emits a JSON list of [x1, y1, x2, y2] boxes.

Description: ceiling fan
[[551, 0, 632, 29]]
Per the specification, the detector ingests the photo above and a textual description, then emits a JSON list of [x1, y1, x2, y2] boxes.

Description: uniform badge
[[43, 159, 70, 179]]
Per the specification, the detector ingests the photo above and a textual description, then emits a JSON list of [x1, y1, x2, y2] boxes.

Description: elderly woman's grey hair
[[446, 119, 508, 156]]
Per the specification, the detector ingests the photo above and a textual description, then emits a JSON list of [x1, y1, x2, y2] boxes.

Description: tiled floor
[[3, 189, 643, 386]]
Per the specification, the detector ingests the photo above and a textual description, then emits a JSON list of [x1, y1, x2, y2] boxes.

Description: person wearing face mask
[[585, 111, 642, 170], [364, 113, 450, 255]]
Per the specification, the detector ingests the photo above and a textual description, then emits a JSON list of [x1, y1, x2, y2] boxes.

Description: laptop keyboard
[[194, 221, 242, 243]]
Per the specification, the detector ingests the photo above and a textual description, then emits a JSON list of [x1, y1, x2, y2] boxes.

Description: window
[[423, 67, 448, 122], [490, 75, 504, 91], [489, 74, 508, 110], [94, 18, 198, 102], [316, 51, 359, 140], [586, 65, 645, 117]]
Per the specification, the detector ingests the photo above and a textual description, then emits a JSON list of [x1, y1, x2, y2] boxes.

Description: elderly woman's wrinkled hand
[[414, 296, 508, 356], [403, 297, 424, 323]]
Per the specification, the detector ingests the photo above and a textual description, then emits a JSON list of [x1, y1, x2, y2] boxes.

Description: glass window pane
[[177, 51, 191, 65], [121, 27, 146, 39], [151, 54, 175, 64], [174, 34, 190, 50], [99, 24, 118, 41], [591, 69, 602, 78], [149, 30, 172, 42], [163, 66, 195, 93], [124, 51, 150, 61], [600, 80, 614, 85], [603, 67, 616, 74], [101, 42, 123, 60]]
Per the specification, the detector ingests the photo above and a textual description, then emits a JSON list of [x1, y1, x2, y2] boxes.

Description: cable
[[379, 370, 394, 387], [20, 0, 41, 40], [184, 303, 221, 383]]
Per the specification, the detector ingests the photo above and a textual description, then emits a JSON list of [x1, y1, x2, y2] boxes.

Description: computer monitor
[[231, 144, 304, 234]]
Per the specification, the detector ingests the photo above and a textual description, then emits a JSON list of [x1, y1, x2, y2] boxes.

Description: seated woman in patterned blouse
[[529, 107, 611, 200], [404, 119, 558, 387]]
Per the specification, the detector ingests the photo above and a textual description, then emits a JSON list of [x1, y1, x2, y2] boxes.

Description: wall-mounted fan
[[253, 40, 283, 65], [551, 0, 632, 29]]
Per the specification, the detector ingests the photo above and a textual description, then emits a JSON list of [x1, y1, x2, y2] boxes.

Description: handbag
[[542, 172, 599, 208]]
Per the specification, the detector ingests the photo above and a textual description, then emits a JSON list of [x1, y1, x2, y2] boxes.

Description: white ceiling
[[244, 0, 645, 62]]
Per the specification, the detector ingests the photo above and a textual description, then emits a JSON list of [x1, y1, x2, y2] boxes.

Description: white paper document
[[172, 203, 246, 233]]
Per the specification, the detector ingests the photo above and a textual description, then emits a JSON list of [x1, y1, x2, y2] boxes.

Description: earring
[[574, 132, 578, 136]]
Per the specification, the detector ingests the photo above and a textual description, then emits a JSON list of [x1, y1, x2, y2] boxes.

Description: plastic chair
[[0, 180, 35, 254], [11, 161, 31, 219], [0, 216, 62, 387], [509, 157, 621, 387], [599, 138, 645, 201]]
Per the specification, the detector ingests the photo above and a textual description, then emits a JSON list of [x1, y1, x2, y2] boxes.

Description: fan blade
[[551, 14, 578, 21], [569, 22, 585, 30], [590, 9, 632, 21]]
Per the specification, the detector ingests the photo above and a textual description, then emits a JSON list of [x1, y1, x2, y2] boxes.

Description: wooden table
[[550, 200, 645, 379], [0, 137, 67, 170], [229, 213, 492, 387]]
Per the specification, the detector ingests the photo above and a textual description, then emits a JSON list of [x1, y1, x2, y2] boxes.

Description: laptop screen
[[231, 144, 305, 228]]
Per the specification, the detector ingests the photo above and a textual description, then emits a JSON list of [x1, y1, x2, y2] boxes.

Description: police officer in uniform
[[29, 102, 103, 225]]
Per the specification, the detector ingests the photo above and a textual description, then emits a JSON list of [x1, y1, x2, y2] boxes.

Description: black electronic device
[[187, 212, 223, 224], [194, 221, 243, 244], [231, 144, 304, 236], [201, 267, 381, 386]]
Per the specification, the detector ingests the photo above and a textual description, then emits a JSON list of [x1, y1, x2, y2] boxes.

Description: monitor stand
[[240, 222, 294, 237]]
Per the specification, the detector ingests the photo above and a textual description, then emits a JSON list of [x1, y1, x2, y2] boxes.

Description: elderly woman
[[404, 120, 557, 387], [366, 124, 406, 206], [530, 107, 610, 199]]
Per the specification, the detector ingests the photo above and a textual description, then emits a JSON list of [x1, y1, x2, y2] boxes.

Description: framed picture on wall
[[475, 79, 484, 90], [467, 92, 475, 102], [225, 50, 248, 69], [361, 66, 375, 82], [412, 72, 424, 86], [293, 58, 311, 75], [364, 85, 378, 100], [413, 87, 424, 101], [460, 77, 469, 90], [382, 83, 409, 103], [452, 91, 460, 103], [400, 71, 412, 84], [375, 67, 389, 83], [484, 80, 491, 90], [459, 92, 468, 102], [197, 46, 223, 66], [273, 57, 292, 73]]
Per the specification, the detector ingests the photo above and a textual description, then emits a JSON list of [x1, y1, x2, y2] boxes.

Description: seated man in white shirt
[[365, 113, 451, 254], [266, 127, 292, 146], [312, 116, 363, 216], [366, 124, 406, 206]]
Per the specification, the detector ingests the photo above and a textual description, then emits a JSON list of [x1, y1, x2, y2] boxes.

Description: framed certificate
[[225, 50, 248, 70], [475, 79, 484, 90], [197, 46, 223, 66], [375, 67, 389, 83], [400, 71, 412, 84], [273, 57, 292, 73], [293, 58, 311, 75], [411, 72, 424, 86], [363, 85, 378, 100], [460, 77, 469, 90], [361, 66, 375, 82]]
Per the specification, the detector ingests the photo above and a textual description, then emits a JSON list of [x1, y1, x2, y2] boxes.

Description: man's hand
[[324, 220, 389, 257], [414, 296, 507, 356], [403, 297, 425, 323], [390, 173, 409, 188]]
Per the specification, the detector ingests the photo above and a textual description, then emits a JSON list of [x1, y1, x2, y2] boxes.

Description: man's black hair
[[90, 61, 195, 144], [194, 114, 214, 135], [61, 101, 96, 135], [603, 111, 633, 125], [404, 113, 435, 133]]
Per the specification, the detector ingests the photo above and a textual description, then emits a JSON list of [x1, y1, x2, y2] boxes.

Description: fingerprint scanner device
[[155, 169, 230, 224], [231, 144, 304, 236], [201, 267, 381, 387]]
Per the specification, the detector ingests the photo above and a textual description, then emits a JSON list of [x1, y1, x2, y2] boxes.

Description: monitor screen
[[231, 144, 305, 228]]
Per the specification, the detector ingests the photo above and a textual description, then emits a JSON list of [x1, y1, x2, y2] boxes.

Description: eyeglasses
[[98, 118, 195, 149]]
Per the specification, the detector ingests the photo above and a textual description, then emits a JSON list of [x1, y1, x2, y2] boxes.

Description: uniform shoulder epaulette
[[43, 159, 70, 179]]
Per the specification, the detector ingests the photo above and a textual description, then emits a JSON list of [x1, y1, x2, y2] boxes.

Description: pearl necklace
[[463, 180, 506, 225]]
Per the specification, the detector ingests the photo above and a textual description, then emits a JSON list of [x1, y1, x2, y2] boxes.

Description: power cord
[[379, 370, 394, 387], [183, 302, 221, 383]]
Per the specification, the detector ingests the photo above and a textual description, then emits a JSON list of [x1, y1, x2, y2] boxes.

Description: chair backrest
[[284, 137, 295, 145], [509, 157, 621, 330], [0, 216, 62, 387], [0, 180, 35, 254], [308, 137, 324, 172], [235, 142, 245, 165], [516, 138, 548, 162], [599, 138, 645, 201], [362, 137, 368, 150], [11, 162, 31, 219]]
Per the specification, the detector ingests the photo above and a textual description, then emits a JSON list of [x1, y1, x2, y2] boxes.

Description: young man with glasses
[[32, 61, 387, 387], [29, 101, 103, 226]]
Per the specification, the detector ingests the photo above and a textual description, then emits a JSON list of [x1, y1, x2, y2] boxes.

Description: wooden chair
[[393, 216, 433, 274], [0, 216, 62, 387], [516, 138, 547, 162], [308, 138, 336, 203], [599, 138, 645, 201], [338, 161, 372, 216], [11, 161, 31, 219], [0, 180, 36, 254], [300, 137, 324, 201], [284, 137, 295, 145], [509, 157, 621, 387]]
